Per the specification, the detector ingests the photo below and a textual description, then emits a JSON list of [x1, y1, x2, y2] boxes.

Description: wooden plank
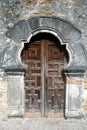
[[44, 40, 49, 117], [41, 40, 45, 117]]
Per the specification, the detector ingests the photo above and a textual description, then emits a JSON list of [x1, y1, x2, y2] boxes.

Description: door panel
[[22, 42, 42, 117], [21, 39, 66, 117], [46, 41, 65, 117]]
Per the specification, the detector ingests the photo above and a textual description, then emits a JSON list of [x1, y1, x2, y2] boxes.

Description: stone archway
[[4, 16, 87, 117]]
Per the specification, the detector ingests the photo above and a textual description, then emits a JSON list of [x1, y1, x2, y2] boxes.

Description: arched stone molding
[[3, 16, 87, 71], [4, 16, 86, 118]]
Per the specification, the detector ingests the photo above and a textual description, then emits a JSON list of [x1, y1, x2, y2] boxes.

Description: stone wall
[[0, 0, 87, 118]]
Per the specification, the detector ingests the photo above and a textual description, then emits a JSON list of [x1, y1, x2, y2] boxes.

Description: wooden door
[[21, 39, 66, 117], [46, 41, 66, 117]]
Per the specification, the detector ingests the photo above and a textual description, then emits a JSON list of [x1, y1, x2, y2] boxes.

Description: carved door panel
[[45, 41, 66, 117], [22, 41, 42, 117], [22, 40, 66, 117]]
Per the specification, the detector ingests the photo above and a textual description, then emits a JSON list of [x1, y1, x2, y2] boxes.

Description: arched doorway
[[21, 33, 68, 117], [5, 16, 86, 118]]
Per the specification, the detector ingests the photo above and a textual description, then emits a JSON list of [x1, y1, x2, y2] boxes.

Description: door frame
[[5, 16, 86, 118]]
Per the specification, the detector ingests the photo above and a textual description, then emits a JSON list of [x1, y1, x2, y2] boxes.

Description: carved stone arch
[[4, 16, 86, 118], [5, 16, 87, 71]]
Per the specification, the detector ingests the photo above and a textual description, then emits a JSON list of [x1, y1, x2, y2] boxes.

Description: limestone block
[[0, 79, 7, 114]]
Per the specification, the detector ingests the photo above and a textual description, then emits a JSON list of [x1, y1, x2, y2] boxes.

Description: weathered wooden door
[[22, 39, 66, 117]]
